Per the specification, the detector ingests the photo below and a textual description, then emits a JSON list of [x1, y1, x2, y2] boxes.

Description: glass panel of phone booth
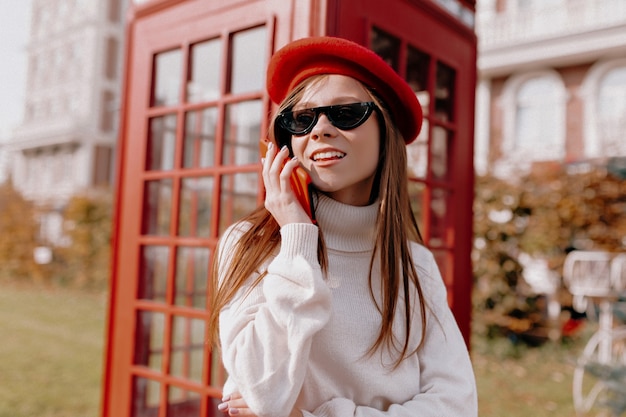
[[142, 179, 173, 235], [209, 349, 225, 386], [183, 108, 218, 168], [138, 245, 169, 302], [132, 376, 161, 417], [167, 386, 202, 416], [134, 310, 166, 372], [370, 27, 401, 70], [147, 115, 177, 171], [407, 180, 425, 228], [170, 316, 206, 382], [178, 177, 214, 238], [429, 187, 451, 247], [223, 100, 263, 166], [431, 126, 450, 180], [435, 62, 455, 122], [174, 246, 210, 308], [407, 119, 428, 179], [219, 171, 260, 234], [229, 26, 267, 94], [406, 45, 430, 96], [151, 49, 182, 107], [187, 39, 222, 103]]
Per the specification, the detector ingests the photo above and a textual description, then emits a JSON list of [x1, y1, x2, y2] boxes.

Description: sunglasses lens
[[278, 109, 315, 135], [329, 104, 370, 129], [291, 109, 317, 133]]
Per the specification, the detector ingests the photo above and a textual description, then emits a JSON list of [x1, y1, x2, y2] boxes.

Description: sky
[[0, 0, 33, 141]]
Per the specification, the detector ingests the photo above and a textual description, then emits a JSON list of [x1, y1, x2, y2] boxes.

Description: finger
[[218, 398, 255, 417], [218, 393, 246, 414], [264, 145, 291, 194], [262, 142, 276, 178], [217, 393, 238, 414], [269, 145, 290, 175], [226, 398, 248, 409], [262, 142, 284, 189], [229, 406, 256, 416], [278, 156, 299, 188]]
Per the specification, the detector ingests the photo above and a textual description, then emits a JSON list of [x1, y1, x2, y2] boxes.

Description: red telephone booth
[[103, 1, 477, 416]]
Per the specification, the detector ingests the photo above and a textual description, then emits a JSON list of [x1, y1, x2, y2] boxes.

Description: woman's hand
[[262, 142, 313, 227], [218, 392, 302, 417], [218, 392, 256, 416]]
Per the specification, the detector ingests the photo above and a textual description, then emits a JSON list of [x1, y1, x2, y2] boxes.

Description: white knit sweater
[[217, 194, 477, 417]]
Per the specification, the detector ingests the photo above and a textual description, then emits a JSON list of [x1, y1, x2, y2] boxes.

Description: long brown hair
[[208, 75, 427, 367]]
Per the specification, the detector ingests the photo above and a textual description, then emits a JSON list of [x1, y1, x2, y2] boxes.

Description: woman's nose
[[310, 113, 336, 139]]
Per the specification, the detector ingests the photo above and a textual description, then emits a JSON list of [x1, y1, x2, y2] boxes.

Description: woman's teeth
[[313, 151, 346, 161]]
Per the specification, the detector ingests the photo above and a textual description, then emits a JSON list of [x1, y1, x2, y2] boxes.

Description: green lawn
[[0, 283, 107, 417], [0, 283, 590, 417], [472, 333, 583, 417]]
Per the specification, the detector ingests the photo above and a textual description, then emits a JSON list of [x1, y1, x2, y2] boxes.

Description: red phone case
[[260, 140, 315, 222]]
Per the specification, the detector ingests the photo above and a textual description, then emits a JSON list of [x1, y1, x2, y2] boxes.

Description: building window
[[105, 36, 119, 80], [513, 74, 565, 159], [108, 0, 122, 22], [495, 71, 566, 176], [597, 65, 626, 154], [93, 145, 113, 186], [101, 90, 119, 132]]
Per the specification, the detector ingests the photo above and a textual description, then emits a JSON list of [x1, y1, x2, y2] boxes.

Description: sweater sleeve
[[300, 250, 477, 417], [218, 222, 332, 417]]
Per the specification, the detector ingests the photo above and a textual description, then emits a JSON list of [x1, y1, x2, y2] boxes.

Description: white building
[[3, 0, 125, 243], [474, 0, 626, 177]]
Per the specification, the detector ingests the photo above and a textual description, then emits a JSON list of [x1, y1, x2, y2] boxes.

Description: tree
[[54, 189, 113, 289], [473, 165, 626, 345], [0, 179, 41, 281]]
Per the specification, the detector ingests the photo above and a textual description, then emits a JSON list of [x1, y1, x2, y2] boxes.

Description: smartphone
[[260, 139, 316, 223]]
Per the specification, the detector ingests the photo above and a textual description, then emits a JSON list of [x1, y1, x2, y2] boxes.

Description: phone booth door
[[327, 0, 477, 340], [103, 3, 285, 416]]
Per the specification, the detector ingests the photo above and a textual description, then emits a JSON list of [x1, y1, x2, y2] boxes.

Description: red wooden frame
[[103, 1, 476, 416]]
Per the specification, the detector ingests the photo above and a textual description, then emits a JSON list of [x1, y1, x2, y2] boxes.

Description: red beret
[[266, 36, 423, 144]]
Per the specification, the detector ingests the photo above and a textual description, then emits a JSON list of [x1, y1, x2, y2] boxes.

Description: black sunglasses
[[276, 102, 378, 136]]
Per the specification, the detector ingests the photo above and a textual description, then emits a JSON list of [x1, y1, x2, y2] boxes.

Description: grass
[[472, 332, 584, 417], [0, 283, 107, 417], [0, 283, 595, 417]]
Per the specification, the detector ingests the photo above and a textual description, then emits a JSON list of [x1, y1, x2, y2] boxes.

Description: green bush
[[473, 165, 626, 344], [53, 189, 113, 289], [0, 181, 113, 289], [0, 180, 42, 281]]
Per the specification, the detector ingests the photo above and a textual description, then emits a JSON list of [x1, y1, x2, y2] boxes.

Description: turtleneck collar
[[314, 193, 379, 252]]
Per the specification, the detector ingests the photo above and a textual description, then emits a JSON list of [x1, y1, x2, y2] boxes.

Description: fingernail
[[222, 395, 231, 402], [281, 145, 288, 152], [261, 157, 266, 164], [229, 408, 240, 415], [217, 403, 228, 411], [291, 156, 298, 161], [267, 142, 273, 149]]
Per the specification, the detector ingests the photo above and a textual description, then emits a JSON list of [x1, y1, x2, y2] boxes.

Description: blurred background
[[0, 0, 625, 416]]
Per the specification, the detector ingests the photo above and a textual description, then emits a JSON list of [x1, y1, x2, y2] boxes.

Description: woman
[[208, 36, 477, 417]]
